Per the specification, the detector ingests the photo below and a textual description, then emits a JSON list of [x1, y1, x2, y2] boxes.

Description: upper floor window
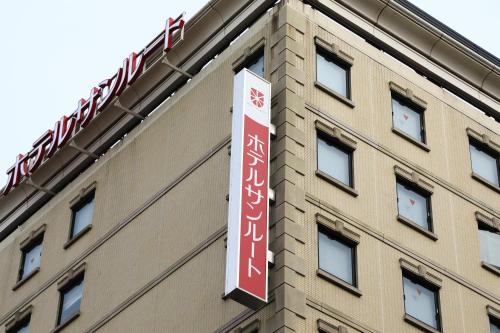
[[478, 222, 500, 270], [57, 274, 84, 328], [70, 192, 95, 240], [245, 50, 264, 78], [317, 133, 353, 187], [403, 272, 441, 331], [14, 225, 46, 289], [396, 179, 432, 232], [19, 239, 43, 282], [235, 48, 264, 78], [318, 225, 356, 286], [316, 49, 350, 100], [469, 140, 499, 188], [392, 94, 426, 144], [491, 316, 500, 333], [5, 308, 31, 333]]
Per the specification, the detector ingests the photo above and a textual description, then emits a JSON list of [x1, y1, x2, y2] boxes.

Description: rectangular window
[[392, 94, 426, 143], [491, 317, 500, 333], [396, 180, 432, 231], [236, 49, 264, 78], [316, 50, 350, 99], [469, 140, 499, 187], [19, 237, 43, 282], [6, 318, 30, 333], [318, 225, 356, 286], [478, 223, 500, 269], [317, 133, 353, 188], [70, 193, 95, 240], [403, 273, 441, 331], [57, 275, 84, 326]]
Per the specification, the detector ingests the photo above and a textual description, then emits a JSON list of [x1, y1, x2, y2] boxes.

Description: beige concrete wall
[[0, 1, 498, 333]]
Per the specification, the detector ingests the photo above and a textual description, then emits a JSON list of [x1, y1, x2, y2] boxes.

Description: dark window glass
[[19, 238, 43, 281], [317, 134, 353, 187], [7, 318, 30, 333], [392, 95, 425, 142], [316, 50, 350, 98], [396, 181, 431, 230], [478, 223, 500, 269], [238, 50, 264, 78], [491, 317, 500, 333], [70, 194, 94, 239], [318, 226, 356, 285], [58, 277, 84, 326], [403, 274, 440, 330], [469, 141, 499, 186]]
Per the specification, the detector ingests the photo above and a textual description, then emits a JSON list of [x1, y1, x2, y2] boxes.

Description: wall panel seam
[[0, 135, 231, 325], [306, 102, 500, 217], [306, 192, 500, 305]]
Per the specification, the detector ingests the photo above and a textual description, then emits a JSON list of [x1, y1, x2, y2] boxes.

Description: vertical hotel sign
[[225, 69, 271, 309]]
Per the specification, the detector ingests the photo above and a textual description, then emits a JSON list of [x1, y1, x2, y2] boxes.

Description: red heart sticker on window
[[403, 114, 409, 120], [409, 199, 416, 206]]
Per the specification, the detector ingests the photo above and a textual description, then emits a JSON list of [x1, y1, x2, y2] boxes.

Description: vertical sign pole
[[225, 69, 271, 310]]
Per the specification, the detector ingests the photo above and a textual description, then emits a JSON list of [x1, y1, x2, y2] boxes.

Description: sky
[[0, 0, 498, 187]]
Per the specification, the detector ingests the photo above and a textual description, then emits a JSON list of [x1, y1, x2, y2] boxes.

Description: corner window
[[70, 192, 94, 240], [317, 133, 353, 187], [236, 49, 264, 78], [19, 238, 43, 282], [478, 223, 500, 270], [6, 318, 30, 333], [491, 317, 500, 333], [57, 275, 84, 327], [469, 140, 499, 187], [392, 94, 426, 143], [318, 224, 357, 286], [396, 180, 432, 231], [403, 273, 441, 331]]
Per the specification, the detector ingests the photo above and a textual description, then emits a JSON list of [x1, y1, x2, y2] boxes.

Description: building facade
[[0, 0, 499, 332]]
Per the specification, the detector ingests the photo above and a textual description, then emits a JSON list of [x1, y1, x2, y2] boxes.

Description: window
[[392, 93, 426, 144], [69, 192, 95, 240], [316, 49, 350, 99], [5, 306, 32, 333], [469, 140, 499, 187], [478, 223, 500, 270], [317, 133, 352, 186], [235, 49, 264, 78], [318, 226, 355, 285], [57, 275, 84, 327], [403, 273, 441, 331], [396, 180, 432, 232], [19, 238, 43, 282], [7, 320, 29, 333], [491, 317, 500, 333]]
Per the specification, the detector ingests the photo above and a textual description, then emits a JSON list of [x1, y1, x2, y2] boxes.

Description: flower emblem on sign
[[250, 88, 264, 108]]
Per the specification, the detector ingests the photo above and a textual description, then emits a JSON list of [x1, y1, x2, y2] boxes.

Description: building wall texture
[[0, 1, 498, 332]]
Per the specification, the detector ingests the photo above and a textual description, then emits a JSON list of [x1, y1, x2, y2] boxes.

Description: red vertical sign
[[225, 70, 271, 309]]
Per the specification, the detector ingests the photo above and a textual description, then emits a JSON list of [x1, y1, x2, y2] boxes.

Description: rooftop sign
[[1, 14, 186, 197]]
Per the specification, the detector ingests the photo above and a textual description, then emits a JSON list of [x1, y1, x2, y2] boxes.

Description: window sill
[[63, 225, 92, 250], [314, 81, 355, 109], [397, 215, 438, 241], [317, 269, 362, 297], [471, 173, 500, 194], [316, 170, 358, 197], [12, 267, 40, 291], [481, 261, 500, 277], [404, 314, 441, 333], [51, 312, 80, 333], [391, 127, 430, 152]]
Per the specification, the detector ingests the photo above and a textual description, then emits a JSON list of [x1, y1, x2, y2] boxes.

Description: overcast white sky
[[0, 0, 498, 186]]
